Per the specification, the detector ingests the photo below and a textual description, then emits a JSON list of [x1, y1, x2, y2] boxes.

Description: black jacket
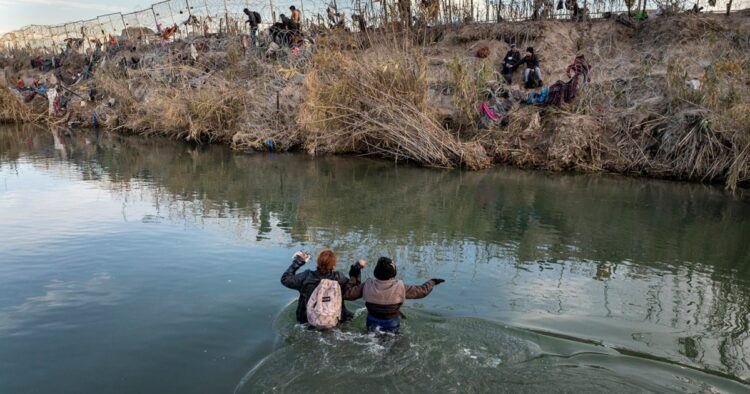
[[503, 50, 521, 67], [280, 256, 361, 324], [245, 11, 261, 28], [518, 54, 540, 69]]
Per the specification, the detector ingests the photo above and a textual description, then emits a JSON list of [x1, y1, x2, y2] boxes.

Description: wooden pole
[[223, 0, 230, 34]]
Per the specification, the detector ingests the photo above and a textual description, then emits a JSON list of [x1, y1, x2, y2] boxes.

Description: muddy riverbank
[[2, 12, 749, 188]]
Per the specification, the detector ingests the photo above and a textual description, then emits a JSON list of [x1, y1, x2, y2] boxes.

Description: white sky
[[1, 0, 748, 34], [0, 0, 143, 33]]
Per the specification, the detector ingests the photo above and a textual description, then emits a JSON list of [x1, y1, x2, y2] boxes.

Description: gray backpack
[[306, 279, 341, 329]]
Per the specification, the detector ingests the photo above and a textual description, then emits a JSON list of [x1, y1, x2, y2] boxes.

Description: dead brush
[[137, 83, 246, 142], [232, 80, 305, 152], [723, 102, 750, 188], [485, 107, 545, 168], [96, 73, 137, 105], [96, 64, 247, 143], [446, 56, 496, 132], [0, 86, 42, 123], [300, 46, 490, 169], [657, 109, 733, 180], [543, 112, 612, 172]]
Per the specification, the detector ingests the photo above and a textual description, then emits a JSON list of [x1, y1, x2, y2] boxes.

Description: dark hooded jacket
[[281, 255, 362, 324], [518, 53, 540, 69], [503, 49, 521, 67], [244, 10, 260, 28]]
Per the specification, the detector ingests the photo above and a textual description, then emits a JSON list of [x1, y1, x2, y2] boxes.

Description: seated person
[[501, 43, 522, 83], [517, 47, 543, 88]]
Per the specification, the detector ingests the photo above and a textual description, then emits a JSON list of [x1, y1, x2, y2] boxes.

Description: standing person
[[517, 47, 543, 88], [289, 6, 302, 29], [501, 43, 522, 84], [243, 8, 261, 47], [281, 249, 365, 326], [347, 257, 445, 334]]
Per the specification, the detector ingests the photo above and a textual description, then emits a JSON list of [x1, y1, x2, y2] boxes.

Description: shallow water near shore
[[1, 125, 749, 393]]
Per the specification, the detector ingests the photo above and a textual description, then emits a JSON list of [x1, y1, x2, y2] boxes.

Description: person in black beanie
[[346, 257, 445, 333], [517, 46, 543, 88]]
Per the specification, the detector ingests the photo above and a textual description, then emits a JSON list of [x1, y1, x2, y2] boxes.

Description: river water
[[0, 125, 749, 393]]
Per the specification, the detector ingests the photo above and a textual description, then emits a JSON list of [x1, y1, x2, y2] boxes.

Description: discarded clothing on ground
[[545, 53, 592, 105], [479, 87, 513, 129], [616, 14, 636, 28], [526, 87, 549, 105], [521, 54, 592, 108]]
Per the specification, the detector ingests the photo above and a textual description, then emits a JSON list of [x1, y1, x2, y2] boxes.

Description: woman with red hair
[[281, 249, 365, 325]]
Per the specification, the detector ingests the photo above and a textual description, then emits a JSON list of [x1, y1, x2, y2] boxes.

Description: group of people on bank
[[501, 43, 543, 88], [281, 249, 444, 333], [243, 5, 302, 47]]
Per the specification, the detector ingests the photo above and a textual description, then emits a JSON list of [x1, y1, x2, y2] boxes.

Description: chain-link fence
[[0, 0, 746, 53]]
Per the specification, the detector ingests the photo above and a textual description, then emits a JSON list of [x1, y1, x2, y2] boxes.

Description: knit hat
[[526, 47, 534, 54], [510, 43, 517, 48], [374, 257, 397, 280]]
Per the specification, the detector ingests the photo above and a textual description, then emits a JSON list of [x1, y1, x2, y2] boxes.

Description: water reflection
[[0, 273, 119, 335], [1, 125, 749, 384]]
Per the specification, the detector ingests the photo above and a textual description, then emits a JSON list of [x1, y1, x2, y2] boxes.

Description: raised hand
[[294, 250, 311, 263]]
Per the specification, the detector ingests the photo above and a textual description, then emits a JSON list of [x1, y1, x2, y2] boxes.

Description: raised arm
[[340, 261, 365, 300], [405, 278, 445, 299], [280, 252, 310, 290]]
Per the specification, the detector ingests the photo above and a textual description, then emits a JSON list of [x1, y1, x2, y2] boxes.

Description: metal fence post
[[120, 13, 129, 39], [152, 7, 160, 31], [3, 0, 750, 51]]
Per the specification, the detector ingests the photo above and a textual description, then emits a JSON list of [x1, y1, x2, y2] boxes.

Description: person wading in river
[[281, 249, 365, 325], [347, 257, 445, 333]]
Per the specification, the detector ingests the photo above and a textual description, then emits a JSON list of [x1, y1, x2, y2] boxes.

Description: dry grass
[[446, 56, 496, 131], [299, 46, 490, 169], [484, 107, 613, 172], [96, 65, 247, 143], [3, 13, 749, 188], [0, 85, 44, 124]]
